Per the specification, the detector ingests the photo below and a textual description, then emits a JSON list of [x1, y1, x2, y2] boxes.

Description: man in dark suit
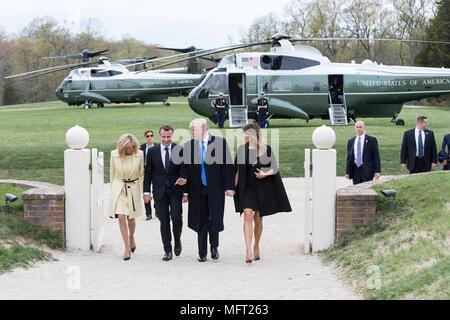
[[143, 124, 186, 261], [180, 118, 235, 262], [346, 121, 381, 184], [140, 129, 155, 220], [401, 116, 437, 174]]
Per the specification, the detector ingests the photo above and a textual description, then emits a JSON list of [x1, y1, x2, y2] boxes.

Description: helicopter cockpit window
[[260, 55, 320, 71], [210, 74, 227, 95]]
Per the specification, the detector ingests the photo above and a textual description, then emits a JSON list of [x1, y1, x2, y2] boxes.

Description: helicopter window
[[210, 74, 227, 94], [64, 80, 73, 90], [313, 81, 321, 92], [272, 80, 292, 92], [260, 55, 320, 71]]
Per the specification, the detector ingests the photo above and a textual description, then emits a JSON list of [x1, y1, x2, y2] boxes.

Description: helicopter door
[[328, 74, 348, 125], [228, 73, 248, 127]]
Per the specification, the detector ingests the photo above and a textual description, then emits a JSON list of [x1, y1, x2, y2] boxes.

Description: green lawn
[[324, 172, 450, 299], [0, 184, 61, 274], [0, 98, 449, 185]]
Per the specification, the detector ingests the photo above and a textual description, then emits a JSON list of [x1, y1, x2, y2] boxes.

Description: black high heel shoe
[[253, 256, 260, 261], [131, 247, 136, 253], [246, 259, 253, 264], [123, 250, 131, 261]]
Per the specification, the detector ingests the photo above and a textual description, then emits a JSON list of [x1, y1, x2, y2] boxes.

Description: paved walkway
[[0, 178, 357, 299]]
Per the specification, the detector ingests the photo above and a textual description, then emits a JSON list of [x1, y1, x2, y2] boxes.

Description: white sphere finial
[[312, 125, 336, 149], [66, 125, 89, 150]]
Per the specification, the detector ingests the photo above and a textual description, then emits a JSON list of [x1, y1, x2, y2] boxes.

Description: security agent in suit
[[140, 129, 155, 220], [255, 92, 269, 128], [179, 118, 235, 262], [439, 133, 450, 170], [346, 121, 381, 185], [212, 93, 228, 128], [143, 124, 187, 261], [401, 116, 437, 174]]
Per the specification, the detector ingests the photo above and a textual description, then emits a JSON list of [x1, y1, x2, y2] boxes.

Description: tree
[[415, 0, 450, 67], [342, 0, 396, 61], [392, 0, 435, 65], [239, 13, 283, 44]]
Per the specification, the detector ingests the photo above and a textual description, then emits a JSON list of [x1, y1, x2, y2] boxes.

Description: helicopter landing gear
[[84, 101, 92, 109]]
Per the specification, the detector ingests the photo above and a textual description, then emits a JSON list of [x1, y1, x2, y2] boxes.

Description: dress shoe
[[198, 256, 207, 262], [162, 252, 173, 261], [174, 244, 182, 256], [123, 250, 131, 261], [211, 246, 219, 260]]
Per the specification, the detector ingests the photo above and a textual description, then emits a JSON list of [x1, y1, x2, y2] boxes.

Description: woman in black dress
[[234, 123, 292, 263]]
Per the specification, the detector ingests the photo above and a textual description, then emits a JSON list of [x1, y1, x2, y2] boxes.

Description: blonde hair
[[242, 123, 267, 156], [117, 133, 139, 157], [189, 118, 208, 130]]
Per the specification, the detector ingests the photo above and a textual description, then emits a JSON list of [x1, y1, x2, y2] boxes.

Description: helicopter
[[132, 33, 450, 127], [4, 48, 214, 109]]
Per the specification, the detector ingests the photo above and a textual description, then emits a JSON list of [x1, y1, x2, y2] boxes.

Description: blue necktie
[[201, 141, 207, 186], [418, 131, 424, 158], [355, 136, 362, 167]]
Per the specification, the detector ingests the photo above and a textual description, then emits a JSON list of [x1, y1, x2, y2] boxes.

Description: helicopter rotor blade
[[42, 53, 84, 60], [156, 46, 202, 53], [289, 37, 450, 45], [88, 49, 109, 58], [141, 41, 272, 72], [5, 61, 95, 80]]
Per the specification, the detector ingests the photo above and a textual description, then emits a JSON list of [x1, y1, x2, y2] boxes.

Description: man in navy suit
[[401, 116, 437, 174], [143, 124, 186, 261], [346, 121, 381, 185]]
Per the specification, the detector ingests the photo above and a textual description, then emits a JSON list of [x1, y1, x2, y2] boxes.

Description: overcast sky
[[0, 0, 292, 48]]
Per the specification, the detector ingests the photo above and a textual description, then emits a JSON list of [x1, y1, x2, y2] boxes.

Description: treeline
[[0, 17, 163, 105], [240, 0, 449, 67]]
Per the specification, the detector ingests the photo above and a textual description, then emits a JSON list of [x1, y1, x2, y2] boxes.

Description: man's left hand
[[373, 173, 381, 180], [175, 178, 187, 186], [432, 163, 437, 169], [225, 190, 235, 197]]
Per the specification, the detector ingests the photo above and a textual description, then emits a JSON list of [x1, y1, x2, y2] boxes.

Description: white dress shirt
[[199, 133, 210, 156], [353, 133, 366, 164], [160, 143, 172, 169], [415, 128, 425, 157]]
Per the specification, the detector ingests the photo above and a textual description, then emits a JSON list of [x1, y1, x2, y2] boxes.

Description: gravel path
[[0, 177, 357, 299]]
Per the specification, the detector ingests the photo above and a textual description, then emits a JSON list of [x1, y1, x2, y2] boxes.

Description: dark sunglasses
[[146, 134, 153, 138]]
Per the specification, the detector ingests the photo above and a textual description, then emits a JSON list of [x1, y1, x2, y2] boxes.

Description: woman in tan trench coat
[[110, 134, 145, 260]]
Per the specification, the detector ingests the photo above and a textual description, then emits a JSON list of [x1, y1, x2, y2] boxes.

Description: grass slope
[[0, 98, 449, 185], [0, 184, 61, 274], [324, 172, 450, 300]]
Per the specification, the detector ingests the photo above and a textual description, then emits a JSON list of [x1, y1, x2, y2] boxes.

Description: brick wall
[[0, 179, 65, 246], [335, 176, 399, 241]]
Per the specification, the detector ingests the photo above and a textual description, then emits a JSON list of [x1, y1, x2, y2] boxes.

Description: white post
[[64, 125, 91, 251], [311, 125, 336, 252], [304, 148, 312, 254]]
